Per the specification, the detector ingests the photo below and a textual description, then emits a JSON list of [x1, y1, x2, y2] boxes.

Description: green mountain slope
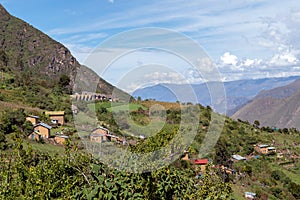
[[0, 4, 129, 99]]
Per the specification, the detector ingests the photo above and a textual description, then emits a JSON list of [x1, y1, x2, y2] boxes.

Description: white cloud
[[269, 51, 298, 66], [243, 59, 255, 66], [220, 52, 238, 66]]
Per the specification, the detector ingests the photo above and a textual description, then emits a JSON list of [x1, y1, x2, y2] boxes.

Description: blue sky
[[1, 0, 300, 91]]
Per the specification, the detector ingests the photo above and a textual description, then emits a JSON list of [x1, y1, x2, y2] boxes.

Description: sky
[[1, 0, 300, 92]]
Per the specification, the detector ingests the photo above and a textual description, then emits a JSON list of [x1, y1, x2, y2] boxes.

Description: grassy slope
[[230, 129, 300, 198]]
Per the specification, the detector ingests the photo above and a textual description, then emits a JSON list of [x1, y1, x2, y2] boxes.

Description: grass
[[73, 111, 97, 126], [108, 103, 146, 112], [0, 101, 42, 113], [123, 119, 166, 138], [232, 185, 248, 200], [27, 141, 65, 155], [270, 162, 300, 185], [0, 71, 13, 80]]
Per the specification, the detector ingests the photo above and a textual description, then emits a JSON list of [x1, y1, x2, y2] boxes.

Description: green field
[[123, 119, 166, 138], [87, 102, 146, 112], [24, 140, 65, 155]]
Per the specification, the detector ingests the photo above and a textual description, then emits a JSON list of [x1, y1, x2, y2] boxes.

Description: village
[[25, 105, 298, 200], [182, 143, 283, 199], [25, 108, 138, 147], [23, 108, 300, 200]]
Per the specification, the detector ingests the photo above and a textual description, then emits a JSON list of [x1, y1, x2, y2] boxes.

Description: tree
[[0, 132, 7, 150], [283, 128, 289, 134], [288, 182, 300, 199], [0, 109, 29, 136], [253, 120, 260, 128], [58, 74, 71, 94], [59, 74, 70, 87]]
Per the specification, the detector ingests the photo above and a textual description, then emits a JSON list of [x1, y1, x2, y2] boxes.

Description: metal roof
[[91, 126, 110, 133], [245, 192, 256, 196], [35, 122, 52, 130], [55, 135, 69, 139], [258, 144, 269, 148], [27, 115, 39, 119], [45, 111, 65, 116], [232, 154, 246, 160]]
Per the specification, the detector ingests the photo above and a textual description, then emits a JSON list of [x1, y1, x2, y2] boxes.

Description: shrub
[[271, 170, 286, 181]]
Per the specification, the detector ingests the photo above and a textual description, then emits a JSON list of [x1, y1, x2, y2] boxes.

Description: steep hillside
[[255, 78, 300, 99], [0, 4, 78, 83], [0, 4, 129, 100], [233, 79, 300, 129]]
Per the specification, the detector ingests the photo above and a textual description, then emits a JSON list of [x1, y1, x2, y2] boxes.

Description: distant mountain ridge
[[232, 79, 300, 129], [133, 76, 300, 114]]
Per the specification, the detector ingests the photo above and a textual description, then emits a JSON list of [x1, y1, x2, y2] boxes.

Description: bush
[[270, 187, 282, 198], [271, 170, 286, 181], [288, 182, 300, 199]]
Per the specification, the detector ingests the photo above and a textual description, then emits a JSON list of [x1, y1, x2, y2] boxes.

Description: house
[[245, 192, 256, 199], [28, 131, 41, 141], [232, 154, 246, 161], [267, 146, 276, 154], [90, 133, 109, 143], [26, 115, 39, 125], [254, 144, 276, 154], [191, 159, 209, 172], [54, 135, 69, 145], [34, 122, 52, 139], [45, 111, 65, 125], [254, 144, 269, 154], [90, 127, 110, 143]]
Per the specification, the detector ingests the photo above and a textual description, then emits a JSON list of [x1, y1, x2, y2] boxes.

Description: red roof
[[193, 159, 209, 165]]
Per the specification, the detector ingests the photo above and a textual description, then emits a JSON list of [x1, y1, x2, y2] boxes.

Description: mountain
[[132, 76, 300, 114], [0, 4, 78, 82], [232, 78, 300, 129], [0, 4, 129, 99]]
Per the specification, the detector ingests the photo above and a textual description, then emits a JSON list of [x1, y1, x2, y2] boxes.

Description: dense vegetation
[[92, 100, 300, 199], [0, 108, 232, 199]]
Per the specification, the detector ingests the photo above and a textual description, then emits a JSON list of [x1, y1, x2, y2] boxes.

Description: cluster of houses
[[232, 143, 277, 162], [254, 144, 276, 155], [26, 111, 69, 145], [230, 144, 278, 199], [27, 113, 139, 147]]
